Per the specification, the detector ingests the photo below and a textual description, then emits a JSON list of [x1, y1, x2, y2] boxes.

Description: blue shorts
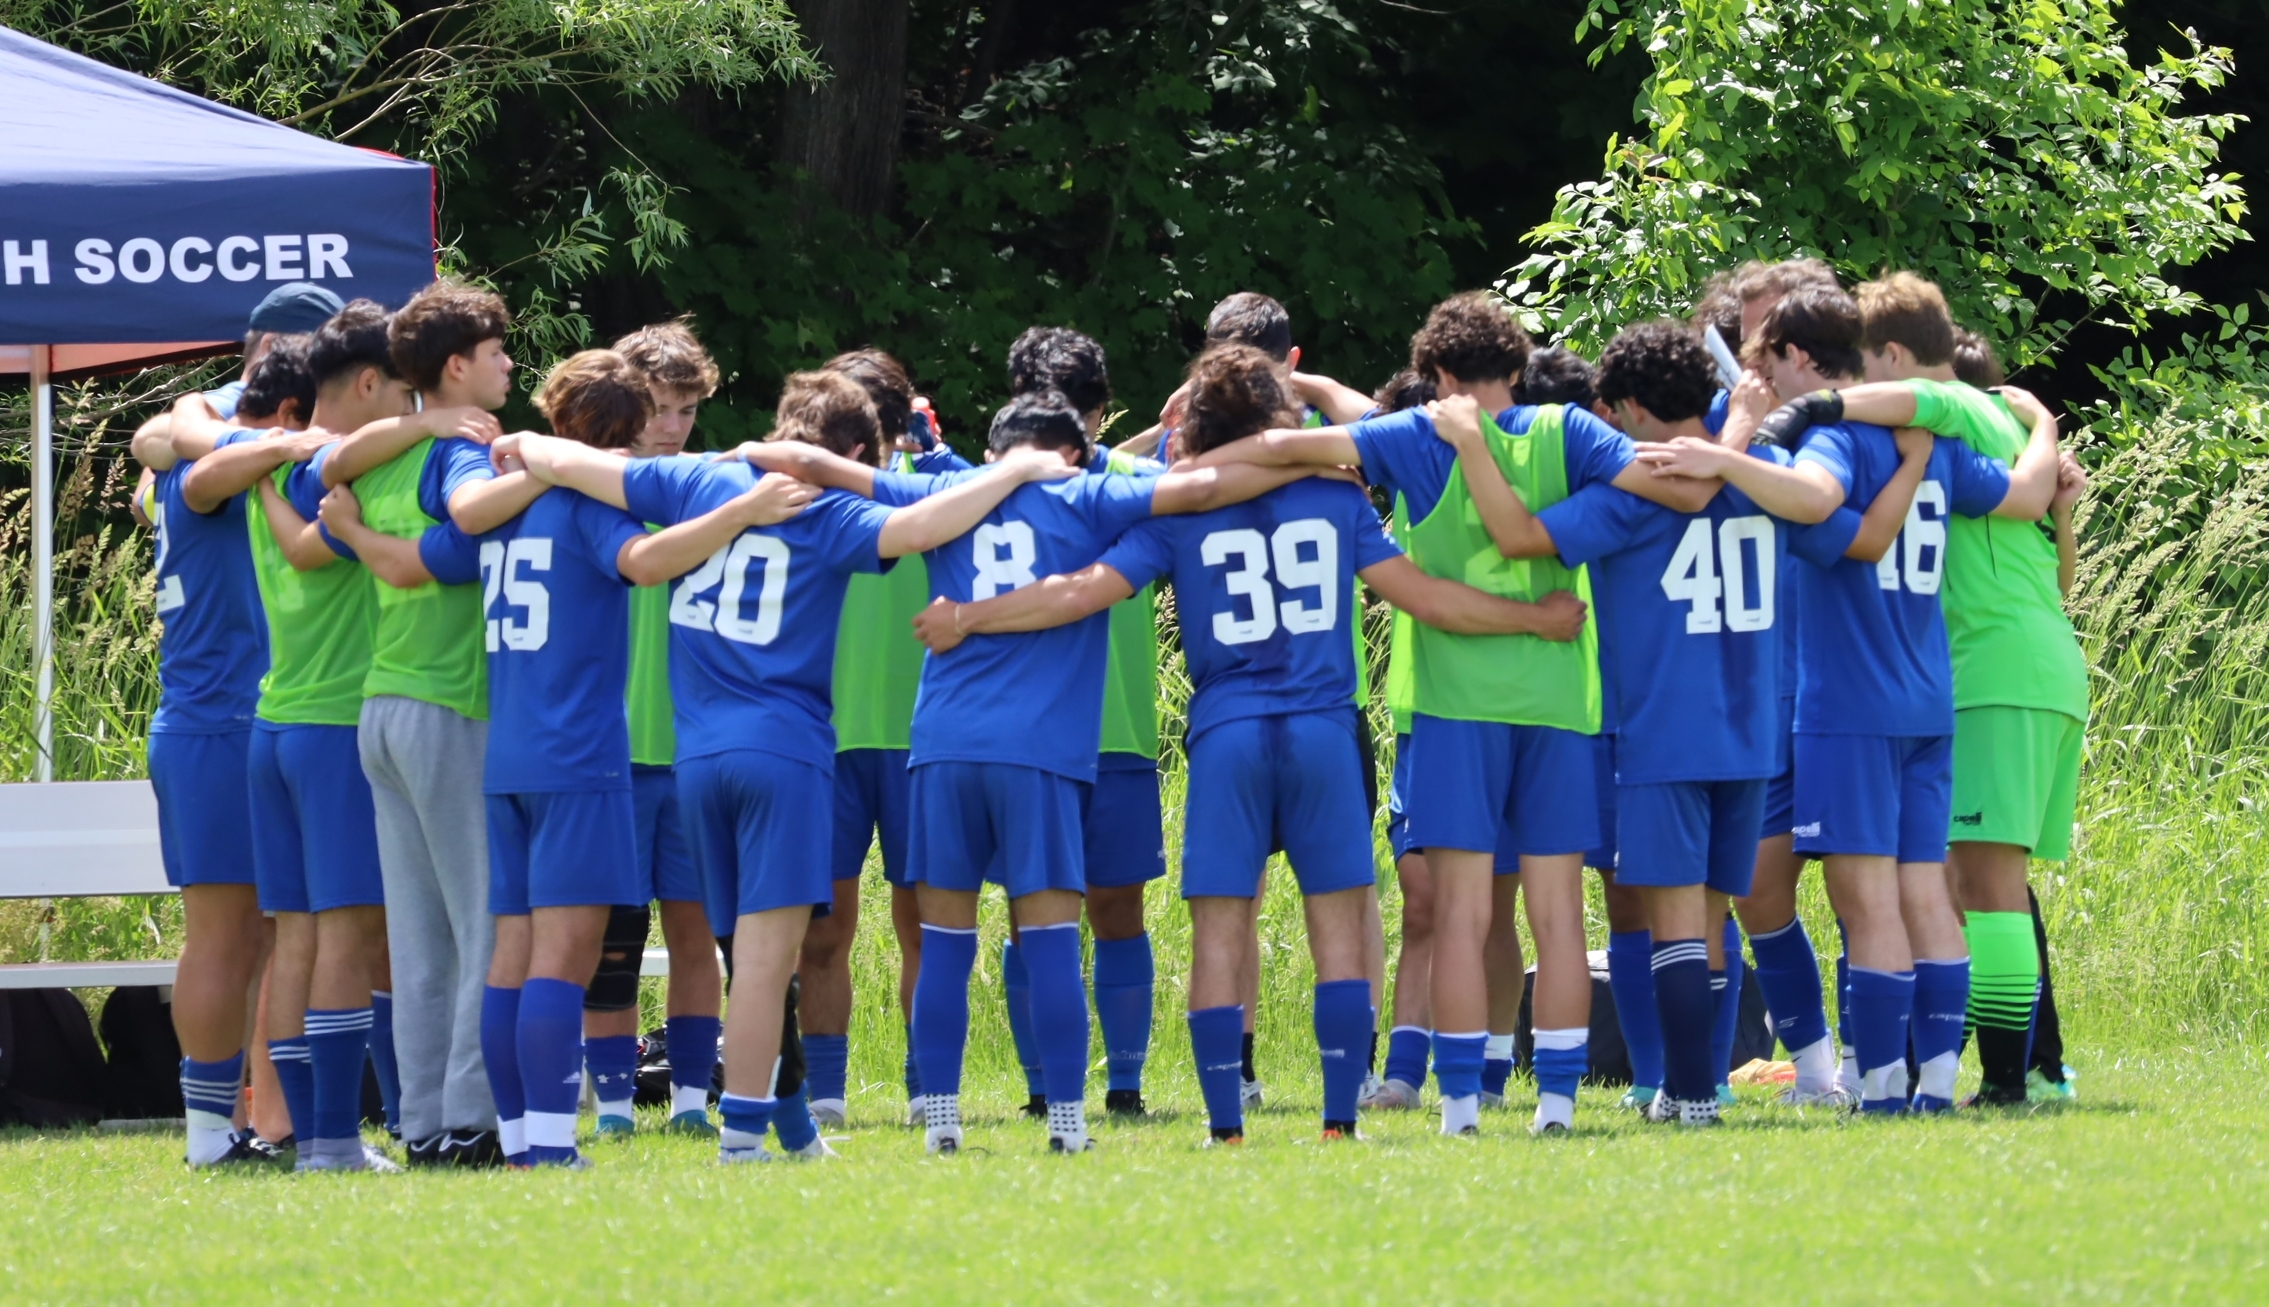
[[1792, 733, 1952, 864], [679, 749, 834, 933], [1615, 779, 1768, 895], [909, 761, 1086, 899], [632, 765, 701, 904], [1084, 758, 1166, 889], [831, 748, 912, 885], [247, 723, 384, 914], [1182, 713, 1377, 900], [1406, 714, 1598, 862], [1387, 732, 1415, 862], [487, 790, 642, 915], [1760, 698, 1795, 841], [148, 729, 255, 888], [1585, 733, 1619, 872]]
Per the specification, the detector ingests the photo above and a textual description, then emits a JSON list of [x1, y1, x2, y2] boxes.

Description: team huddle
[[133, 257, 2085, 1170]]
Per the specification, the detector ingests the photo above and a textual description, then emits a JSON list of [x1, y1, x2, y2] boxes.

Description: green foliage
[[1506, 0, 2248, 365]]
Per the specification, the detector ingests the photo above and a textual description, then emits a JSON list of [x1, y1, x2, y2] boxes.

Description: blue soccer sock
[[368, 991, 401, 1135], [1711, 916, 1747, 1091], [1747, 917, 1831, 1060], [481, 986, 527, 1158], [901, 1022, 922, 1101], [1000, 939, 1045, 1098], [1188, 1005, 1246, 1135], [1482, 1033, 1516, 1098], [912, 927, 978, 1111], [180, 1051, 244, 1165], [1019, 924, 1089, 1109], [266, 1037, 314, 1166], [665, 1014, 720, 1120], [586, 1034, 640, 1121], [1606, 930, 1664, 1093], [1432, 1030, 1486, 1133], [1093, 933, 1155, 1094], [1383, 1026, 1431, 1088], [1531, 1028, 1587, 1128], [718, 1091, 777, 1158], [1911, 958, 1971, 1110], [1849, 967, 1916, 1113], [1314, 979, 1370, 1125], [304, 1007, 372, 1166], [803, 1032, 849, 1107], [1835, 922, 1854, 1051], [517, 978, 586, 1165], [771, 1082, 819, 1153], [1651, 939, 1714, 1104]]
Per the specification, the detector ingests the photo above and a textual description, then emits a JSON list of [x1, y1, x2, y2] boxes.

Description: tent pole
[[30, 344, 54, 782]]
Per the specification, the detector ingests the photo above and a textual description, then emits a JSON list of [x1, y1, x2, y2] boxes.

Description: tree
[[1503, 0, 2249, 367], [777, 0, 913, 221]]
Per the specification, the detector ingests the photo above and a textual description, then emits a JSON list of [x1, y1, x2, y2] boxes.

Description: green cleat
[[594, 1113, 637, 1138], [2027, 1066, 2078, 1103], [665, 1110, 719, 1137], [1618, 1086, 1659, 1113]]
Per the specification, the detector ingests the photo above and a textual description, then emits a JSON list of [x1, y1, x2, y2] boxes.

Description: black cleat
[[1020, 1094, 1047, 1120], [440, 1128, 506, 1169], [1105, 1089, 1147, 1118], [197, 1131, 291, 1168]]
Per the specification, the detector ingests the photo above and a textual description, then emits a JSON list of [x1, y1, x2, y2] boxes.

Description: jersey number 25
[[481, 538, 551, 652]]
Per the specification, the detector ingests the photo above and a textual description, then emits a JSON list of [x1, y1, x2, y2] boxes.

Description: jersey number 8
[[1198, 519, 1337, 646], [671, 534, 791, 646], [1661, 515, 1776, 634]]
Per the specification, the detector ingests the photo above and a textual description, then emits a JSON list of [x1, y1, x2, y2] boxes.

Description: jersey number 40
[[1661, 515, 1775, 635], [671, 535, 790, 646], [1199, 519, 1337, 646]]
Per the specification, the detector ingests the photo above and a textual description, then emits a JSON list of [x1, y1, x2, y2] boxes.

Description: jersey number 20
[[1661, 515, 1775, 634], [1199, 519, 1337, 646], [671, 534, 790, 646], [481, 538, 552, 652]]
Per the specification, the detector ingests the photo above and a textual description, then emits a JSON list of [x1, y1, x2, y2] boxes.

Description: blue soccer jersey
[[1346, 403, 1635, 522], [150, 446, 268, 733], [1098, 478, 1398, 743], [622, 456, 893, 770], [1789, 421, 2010, 737], [479, 487, 647, 793], [1539, 452, 1791, 784], [909, 468, 1158, 782]]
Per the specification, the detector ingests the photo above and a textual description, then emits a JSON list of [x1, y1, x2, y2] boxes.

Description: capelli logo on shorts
[[1792, 822, 1822, 839], [1952, 811, 1984, 827]]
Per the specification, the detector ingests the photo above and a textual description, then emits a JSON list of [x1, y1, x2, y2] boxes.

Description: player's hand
[[1893, 425, 1933, 463], [1723, 370, 1776, 447], [1633, 436, 1729, 479], [1287, 370, 1340, 407], [1531, 589, 1588, 642], [731, 472, 815, 527], [318, 484, 365, 532], [1424, 394, 1484, 451], [724, 439, 821, 477], [279, 430, 333, 463], [1157, 381, 1192, 434], [422, 405, 504, 445], [1992, 385, 2056, 441], [2052, 450, 2089, 512], [911, 596, 966, 655], [489, 433, 527, 474], [996, 444, 1081, 482]]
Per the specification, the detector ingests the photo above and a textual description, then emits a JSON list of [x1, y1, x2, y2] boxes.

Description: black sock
[[1366, 1030, 1380, 1076], [1241, 1033, 1256, 1082], [2028, 888, 2065, 1079]]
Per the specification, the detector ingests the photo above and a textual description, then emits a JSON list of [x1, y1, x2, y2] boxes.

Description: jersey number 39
[[1199, 519, 1337, 646]]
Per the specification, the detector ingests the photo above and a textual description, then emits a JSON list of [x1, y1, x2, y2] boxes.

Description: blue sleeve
[[1940, 439, 2013, 518], [621, 457, 705, 527], [814, 490, 894, 576], [1536, 482, 1649, 569], [577, 494, 648, 585], [419, 436, 496, 521], [1704, 390, 1728, 437], [204, 381, 245, 422], [910, 447, 976, 475], [1347, 408, 1437, 504], [213, 427, 261, 451], [275, 455, 358, 560], [417, 522, 481, 586], [1345, 485, 1403, 571], [1559, 405, 1637, 493], [1086, 471, 1160, 537], [1794, 428, 1857, 499], [872, 468, 956, 508], [1790, 508, 1861, 568], [1097, 516, 1175, 593]]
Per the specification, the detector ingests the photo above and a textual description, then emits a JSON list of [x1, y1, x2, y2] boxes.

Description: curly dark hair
[[824, 349, 913, 465], [1176, 344, 1296, 457], [534, 350, 651, 450], [389, 281, 510, 392], [987, 389, 1090, 463], [307, 299, 397, 390], [1512, 346, 1597, 409], [1595, 321, 1717, 424], [237, 333, 317, 426], [1951, 327, 2005, 388], [1409, 291, 1530, 386], [1007, 326, 1110, 415], [1204, 292, 1294, 362], [1372, 367, 1435, 414], [1746, 286, 1864, 382]]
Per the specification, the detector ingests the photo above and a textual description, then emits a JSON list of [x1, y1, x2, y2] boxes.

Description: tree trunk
[[777, 0, 911, 222]]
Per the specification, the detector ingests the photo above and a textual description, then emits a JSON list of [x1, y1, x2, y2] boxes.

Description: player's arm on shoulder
[[722, 440, 879, 498], [1291, 371, 1377, 426], [1987, 385, 2060, 520], [1184, 426, 1361, 470], [131, 413, 177, 472], [1821, 382, 1920, 431], [911, 563, 1138, 655], [1428, 395, 1558, 558], [617, 475, 816, 585], [876, 448, 1077, 558], [183, 430, 324, 515], [1358, 555, 1586, 641], [447, 464, 544, 536], [255, 475, 342, 572], [1842, 427, 1934, 562], [322, 405, 500, 488], [503, 433, 632, 511], [319, 483, 432, 588], [1148, 460, 1322, 515], [2051, 450, 2086, 596], [1631, 437, 1840, 524]]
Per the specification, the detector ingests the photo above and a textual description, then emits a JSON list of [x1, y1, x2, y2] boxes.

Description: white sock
[[671, 1084, 709, 1117], [185, 1109, 236, 1166], [1839, 1045, 1860, 1092], [498, 1117, 527, 1158], [1790, 1036, 1837, 1093], [1440, 1093, 1480, 1135], [925, 1093, 960, 1131], [526, 1111, 576, 1151], [1483, 1033, 1516, 1062], [1860, 1061, 1910, 1105], [1534, 1092, 1575, 1132], [597, 1096, 635, 1121], [1047, 1099, 1088, 1149], [720, 1122, 766, 1153], [1917, 1051, 1959, 1101]]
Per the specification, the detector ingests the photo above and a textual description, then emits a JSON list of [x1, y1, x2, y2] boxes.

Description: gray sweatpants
[[360, 694, 495, 1142]]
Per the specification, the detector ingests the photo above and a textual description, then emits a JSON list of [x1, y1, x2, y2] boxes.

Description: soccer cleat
[[1645, 1093, 1677, 1124], [404, 1134, 448, 1168], [309, 1143, 403, 1173], [665, 1110, 718, 1137], [442, 1129, 506, 1169], [809, 1098, 848, 1128], [2027, 1066, 2078, 1103], [1618, 1086, 1659, 1113], [1716, 1084, 1737, 1108], [1673, 1098, 1722, 1127], [1320, 1120, 1363, 1142], [1048, 1133, 1096, 1154], [1775, 1084, 1856, 1109], [1530, 1097, 1575, 1137], [1911, 1093, 1955, 1114], [924, 1125, 964, 1156], [195, 1131, 291, 1169], [594, 1113, 636, 1138], [1104, 1089, 1147, 1118], [1527, 1119, 1570, 1138], [1363, 1078, 1423, 1111], [904, 1095, 929, 1128], [1020, 1094, 1047, 1120], [719, 1144, 774, 1165], [1241, 1078, 1265, 1109], [1199, 1133, 1243, 1149], [784, 1137, 840, 1161]]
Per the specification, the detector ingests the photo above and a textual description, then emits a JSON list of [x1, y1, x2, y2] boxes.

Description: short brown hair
[[534, 350, 651, 450], [772, 370, 880, 460], [1178, 344, 1296, 456], [1731, 258, 1839, 308], [823, 349, 912, 462], [1856, 271, 1956, 367], [1690, 271, 1744, 346], [1204, 292, 1294, 361], [1951, 327, 2004, 388], [1745, 286, 1865, 381], [613, 318, 720, 398], [1410, 291, 1530, 386], [390, 281, 510, 392]]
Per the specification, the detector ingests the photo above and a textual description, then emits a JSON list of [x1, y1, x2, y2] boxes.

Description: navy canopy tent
[[0, 24, 435, 778]]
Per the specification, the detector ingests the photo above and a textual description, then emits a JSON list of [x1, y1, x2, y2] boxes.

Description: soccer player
[[1435, 322, 1793, 1125], [137, 339, 316, 1166], [318, 281, 540, 1167], [1640, 282, 2062, 1114], [1762, 273, 2087, 1105], [505, 371, 1081, 1163], [577, 321, 731, 1138], [1191, 292, 1717, 1138], [176, 301, 418, 1170], [913, 345, 1585, 1144]]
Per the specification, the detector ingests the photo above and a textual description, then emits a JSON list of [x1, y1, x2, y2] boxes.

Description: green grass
[[4, 1052, 2266, 1302]]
